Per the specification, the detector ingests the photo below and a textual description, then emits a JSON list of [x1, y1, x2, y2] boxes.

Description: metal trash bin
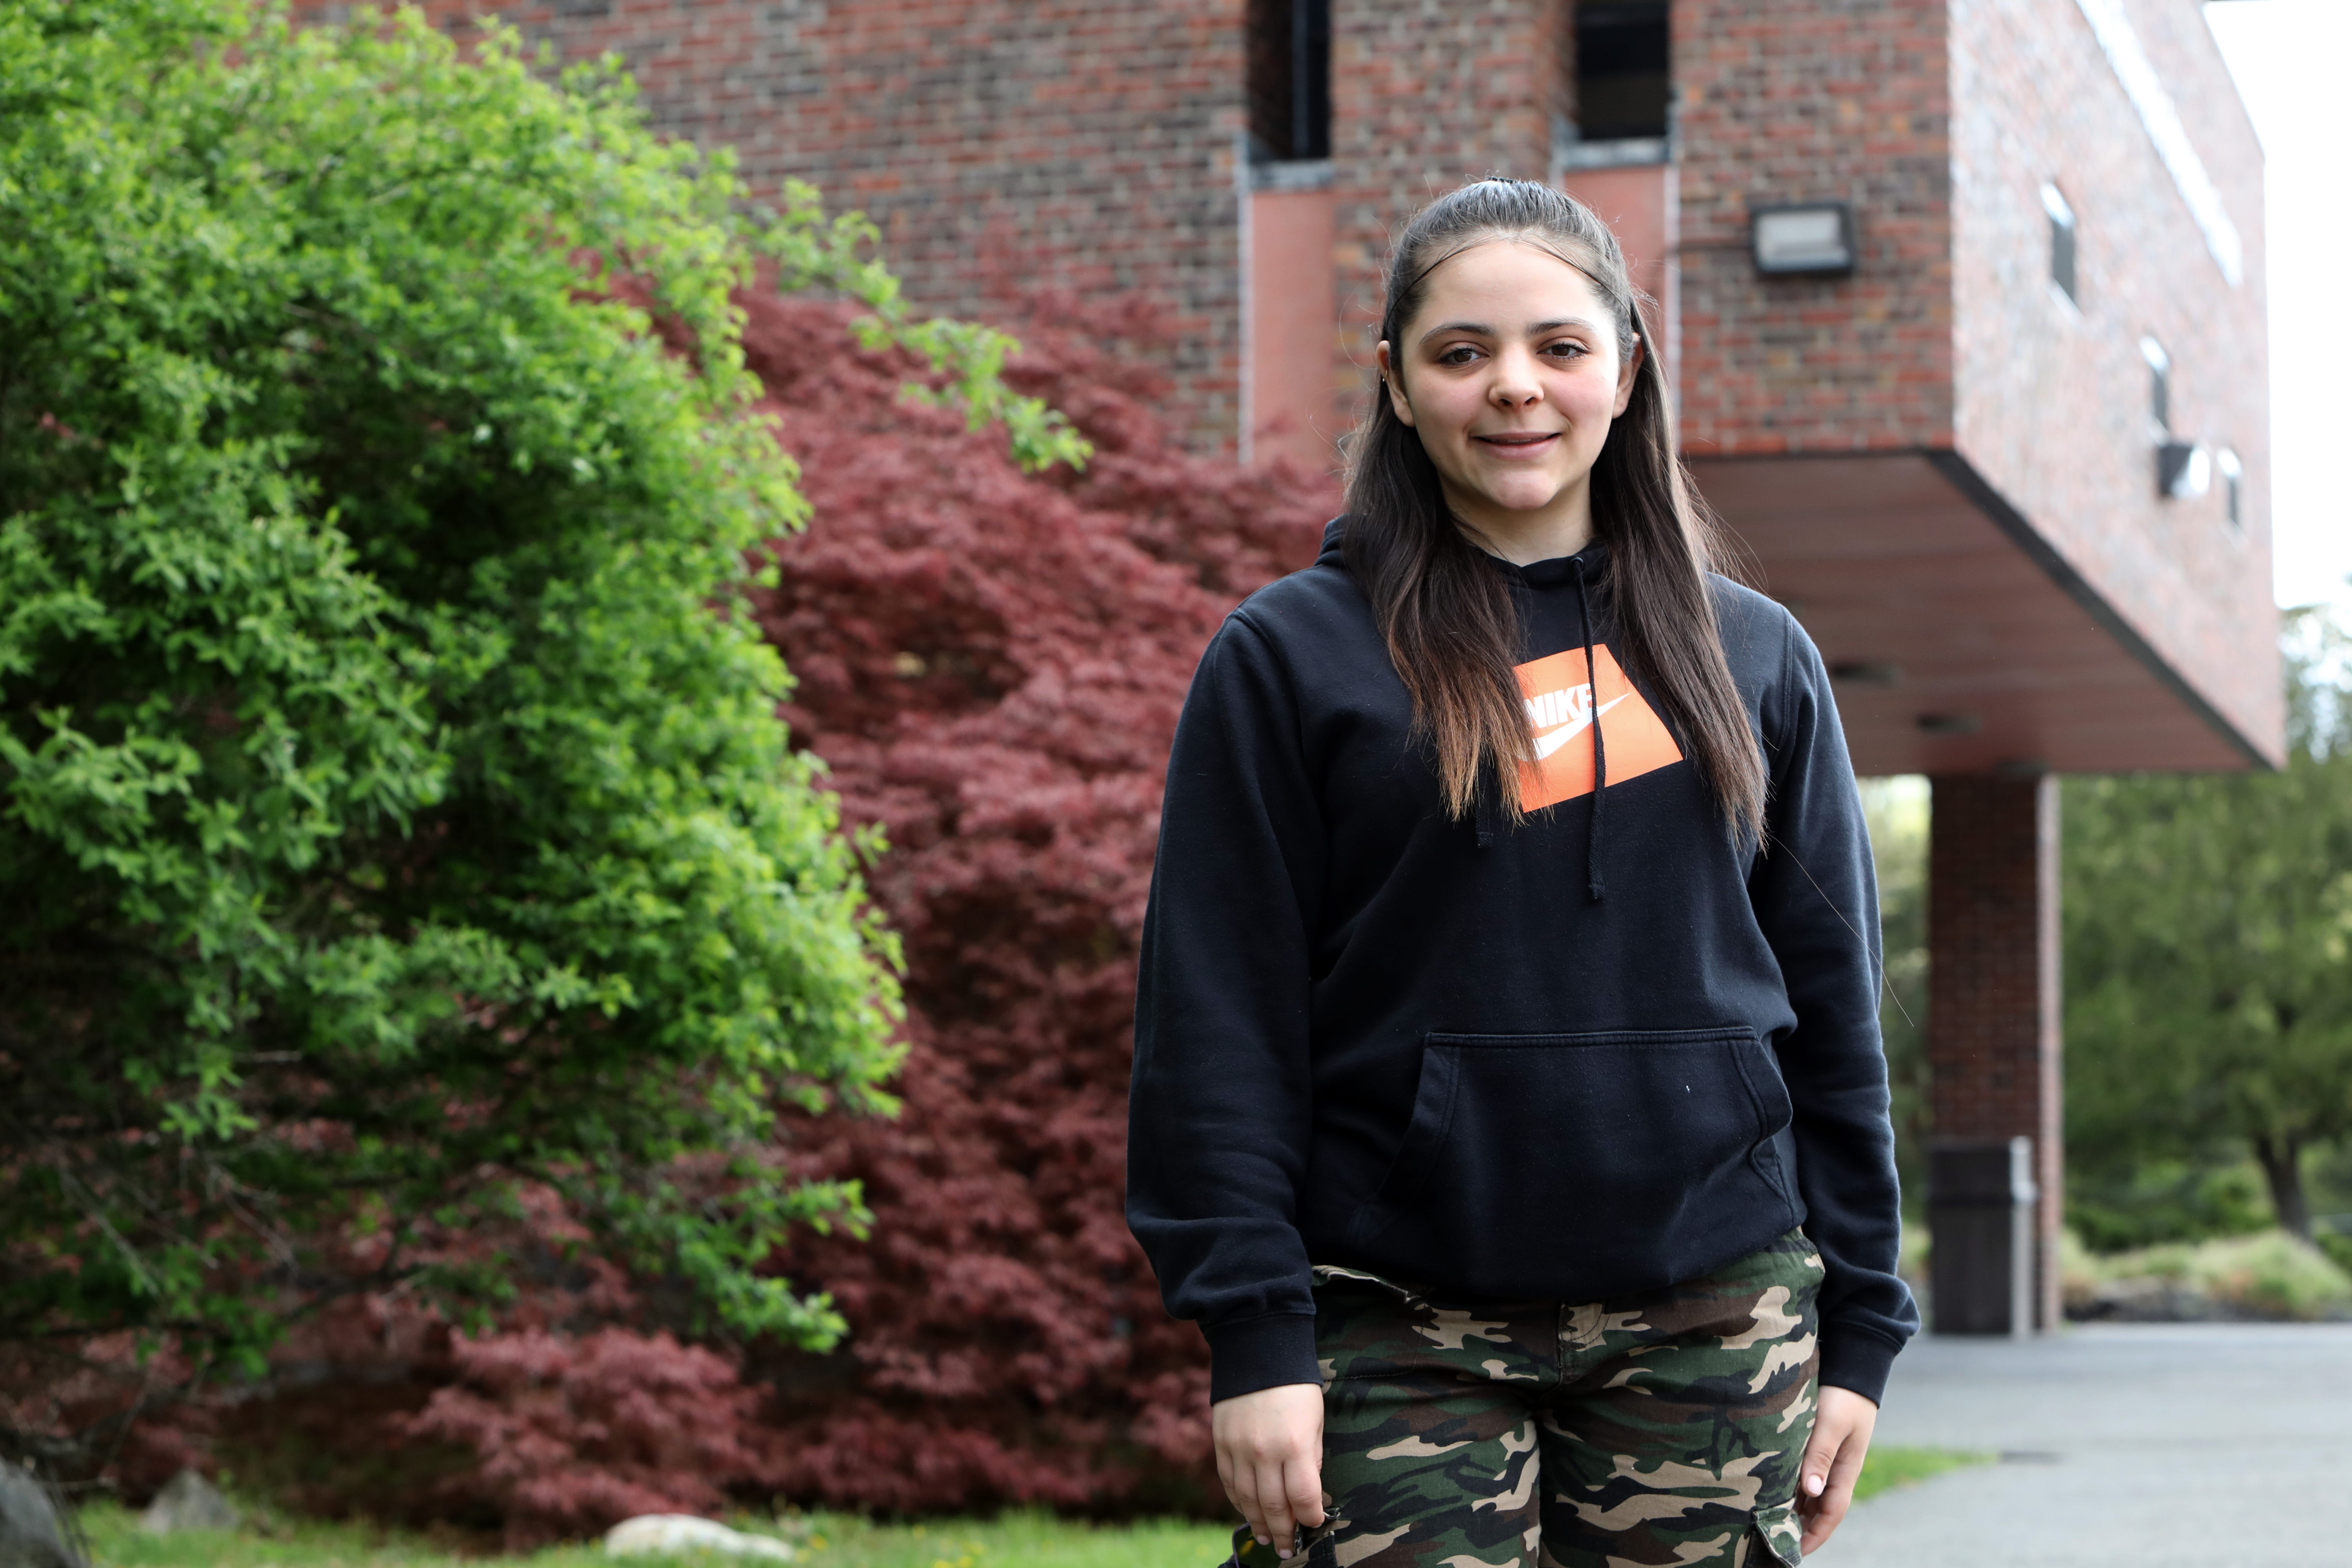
[[1927, 1135, 2039, 1336]]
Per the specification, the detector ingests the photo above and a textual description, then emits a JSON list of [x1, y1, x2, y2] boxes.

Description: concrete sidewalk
[[1824, 1323, 2352, 1567]]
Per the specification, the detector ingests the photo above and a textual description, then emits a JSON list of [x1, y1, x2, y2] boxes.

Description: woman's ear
[[1612, 331, 1646, 418], [1376, 340, 1416, 428]]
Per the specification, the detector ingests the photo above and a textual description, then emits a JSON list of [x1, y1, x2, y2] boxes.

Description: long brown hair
[[1343, 178, 1767, 843]]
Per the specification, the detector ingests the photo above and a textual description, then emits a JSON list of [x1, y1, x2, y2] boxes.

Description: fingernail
[[1255, 1535, 1270, 1546], [1805, 1473, 1825, 1496]]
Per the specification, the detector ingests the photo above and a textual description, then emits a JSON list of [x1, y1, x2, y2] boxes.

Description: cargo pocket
[[1342, 1027, 1797, 1299], [1750, 1499, 1803, 1567]]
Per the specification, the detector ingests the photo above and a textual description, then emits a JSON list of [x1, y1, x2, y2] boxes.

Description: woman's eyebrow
[[1417, 319, 1493, 344], [1417, 316, 1600, 346]]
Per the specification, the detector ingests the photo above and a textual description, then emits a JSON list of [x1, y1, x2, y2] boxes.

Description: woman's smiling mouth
[[1474, 430, 1562, 456]]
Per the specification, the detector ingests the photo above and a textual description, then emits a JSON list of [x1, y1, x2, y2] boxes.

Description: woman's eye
[[1437, 346, 1481, 366], [1543, 341, 1589, 361]]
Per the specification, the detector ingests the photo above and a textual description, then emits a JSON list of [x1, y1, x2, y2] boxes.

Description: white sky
[[2203, 1, 2352, 611]]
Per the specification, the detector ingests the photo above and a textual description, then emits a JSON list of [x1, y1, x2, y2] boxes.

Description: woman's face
[[1378, 240, 1640, 534]]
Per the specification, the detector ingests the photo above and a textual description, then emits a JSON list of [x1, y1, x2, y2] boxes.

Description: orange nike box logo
[[1514, 644, 1684, 811]]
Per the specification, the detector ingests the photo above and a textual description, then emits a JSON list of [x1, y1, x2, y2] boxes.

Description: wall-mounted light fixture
[[1751, 203, 1856, 277], [2158, 439, 2211, 500]]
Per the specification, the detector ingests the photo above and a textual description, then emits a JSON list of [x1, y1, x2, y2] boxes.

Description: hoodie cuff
[[1817, 1325, 1902, 1405], [1206, 1312, 1321, 1403]]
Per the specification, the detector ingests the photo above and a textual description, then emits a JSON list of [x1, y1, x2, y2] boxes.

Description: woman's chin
[[1471, 479, 1572, 517]]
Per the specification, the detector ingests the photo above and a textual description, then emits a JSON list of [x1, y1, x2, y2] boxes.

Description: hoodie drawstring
[[1574, 557, 1607, 902]]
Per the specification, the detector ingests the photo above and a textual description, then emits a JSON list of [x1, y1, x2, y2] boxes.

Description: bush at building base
[[2059, 1228, 2352, 1322]]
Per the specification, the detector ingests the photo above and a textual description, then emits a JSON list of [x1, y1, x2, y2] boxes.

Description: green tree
[[1857, 775, 1929, 1217], [0, 0, 1080, 1415], [2063, 609, 2352, 1240]]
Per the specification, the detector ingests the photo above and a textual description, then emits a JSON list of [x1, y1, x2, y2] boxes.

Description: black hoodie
[[1127, 522, 1918, 1405]]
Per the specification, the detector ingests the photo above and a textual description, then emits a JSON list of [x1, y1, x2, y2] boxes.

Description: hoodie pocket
[[1342, 1027, 1797, 1300]]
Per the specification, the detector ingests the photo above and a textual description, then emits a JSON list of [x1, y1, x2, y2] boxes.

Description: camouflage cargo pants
[[1231, 1229, 1822, 1568]]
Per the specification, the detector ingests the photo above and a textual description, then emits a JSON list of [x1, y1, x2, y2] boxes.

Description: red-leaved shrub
[[403, 1330, 763, 1549], [737, 288, 1330, 1512]]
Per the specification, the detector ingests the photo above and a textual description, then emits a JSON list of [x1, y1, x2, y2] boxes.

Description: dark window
[[2141, 336, 2170, 431], [2218, 448, 2243, 532], [2042, 182, 2077, 305], [1574, 1, 1670, 141], [1247, 0, 1331, 162]]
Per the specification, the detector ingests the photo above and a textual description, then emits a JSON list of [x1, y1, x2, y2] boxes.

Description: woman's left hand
[[1795, 1384, 1877, 1555]]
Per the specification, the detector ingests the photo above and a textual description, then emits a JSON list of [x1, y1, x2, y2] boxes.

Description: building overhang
[[1689, 450, 2279, 777]]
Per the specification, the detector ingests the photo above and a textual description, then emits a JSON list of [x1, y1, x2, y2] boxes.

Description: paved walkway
[[1827, 1323, 2352, 1567]]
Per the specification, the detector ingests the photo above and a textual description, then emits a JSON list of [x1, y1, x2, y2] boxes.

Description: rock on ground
[[605, 1515, 795, 1560], [138, 1469, 240, 1535], [0, 1461, 86, 1568]]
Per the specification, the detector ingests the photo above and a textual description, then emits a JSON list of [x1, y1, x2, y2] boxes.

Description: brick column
[[1926, 774, 2062, 1332]]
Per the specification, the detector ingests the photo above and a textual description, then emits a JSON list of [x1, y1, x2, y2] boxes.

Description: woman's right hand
[[1211, 1382, 1327, 1559]]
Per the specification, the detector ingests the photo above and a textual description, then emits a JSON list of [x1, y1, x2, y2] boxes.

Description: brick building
[[365, 0, 2277, 1331]]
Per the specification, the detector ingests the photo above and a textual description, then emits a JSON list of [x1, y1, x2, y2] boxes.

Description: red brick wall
[[315, 0, 1253, 453], [302, 0, 2278, 758], [1673, 0, 1955, 456], [1948, 0, 2280, 765], [1927, 773, 2063, 1329], [1324, 0, 1565, 437]]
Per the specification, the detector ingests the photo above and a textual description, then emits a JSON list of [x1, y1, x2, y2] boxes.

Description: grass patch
[[79, 1449, 1992, 1567], [81, 1505, 608, 1568], [77, 1504, 1234, 1568], [1851, 1444, 1995, 1503], [788, 1513, 1230, 1568]]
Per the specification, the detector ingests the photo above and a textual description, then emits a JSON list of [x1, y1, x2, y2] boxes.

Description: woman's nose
[[1489, 378, 1542, 407], [1488, 347, 1544, 406]]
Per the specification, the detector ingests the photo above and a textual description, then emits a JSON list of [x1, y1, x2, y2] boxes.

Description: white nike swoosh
[[1531, 693, 1631, 760]]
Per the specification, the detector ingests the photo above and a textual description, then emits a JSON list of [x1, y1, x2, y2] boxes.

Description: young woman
[[1127, 179, 1918, 1567]]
